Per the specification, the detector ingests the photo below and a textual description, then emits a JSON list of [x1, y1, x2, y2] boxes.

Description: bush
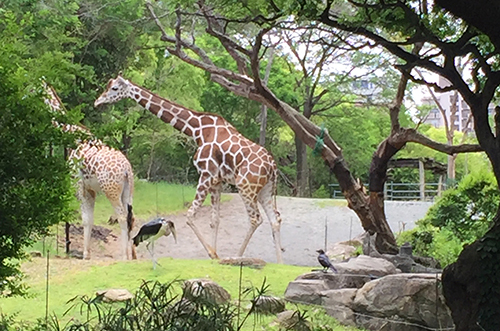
[[424, 169, 498, 242], [397, 170, 499, 267]]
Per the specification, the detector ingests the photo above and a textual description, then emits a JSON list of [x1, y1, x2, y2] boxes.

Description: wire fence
[[329, 182, 446, 201]]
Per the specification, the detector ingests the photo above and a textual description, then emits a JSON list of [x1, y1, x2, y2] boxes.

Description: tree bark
[[295, 135, 309, 197]]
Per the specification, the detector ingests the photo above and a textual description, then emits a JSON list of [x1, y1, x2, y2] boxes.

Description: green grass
[[0, 258, 360, 330], [314, 199, 348, 208], [80, 180, 231, 226]]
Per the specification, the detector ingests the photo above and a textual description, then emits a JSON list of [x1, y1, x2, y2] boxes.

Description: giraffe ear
[[118, 71, 123, 77]]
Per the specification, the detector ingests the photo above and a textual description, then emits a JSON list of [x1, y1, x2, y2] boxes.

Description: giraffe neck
[[127, 82, 202, 141]]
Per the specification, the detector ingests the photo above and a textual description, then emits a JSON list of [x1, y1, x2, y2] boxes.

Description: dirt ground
[[67, 194, 433, 266]]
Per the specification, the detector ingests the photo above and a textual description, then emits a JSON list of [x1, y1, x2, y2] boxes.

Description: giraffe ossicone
[[43, 83, 136, 260], [95, 74, 284, 263]]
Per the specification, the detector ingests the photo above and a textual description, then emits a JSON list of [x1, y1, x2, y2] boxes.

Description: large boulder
[[352, 273, 454, 331], [285, 255, 399, 305], [321, 289, 358, 326], [335, 255, 400, 277]]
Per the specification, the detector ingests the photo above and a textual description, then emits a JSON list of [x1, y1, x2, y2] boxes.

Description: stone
[[252, 295, 286, 314], [284, 279, 327, 305], [326, 242, 358, 262], [219, 257, 266, 269], [96, 289, 133, 302], [352, 273, 454, 331], [183, 279, 231, 304], [321, 289, 358, 326], [273, 310, 311, 331], [29, 251, 42, 258], [335, 255, 400, 277]]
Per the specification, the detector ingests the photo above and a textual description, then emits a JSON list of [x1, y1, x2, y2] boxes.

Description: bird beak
[[171, 226, 177, 244]]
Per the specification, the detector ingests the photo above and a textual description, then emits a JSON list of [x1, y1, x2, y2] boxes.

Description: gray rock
[[252, 295, 286, 314], [219, 257, 266, 269], [336, 255, 400, 277], [321, 289, 358, 326], [183, 279, 231, 304], [96, 289, 133, 302], [284, 279, 326, 305], [326, 243, 358, 262], [352, 273, 454, 331], [273, 310, 311, 331]]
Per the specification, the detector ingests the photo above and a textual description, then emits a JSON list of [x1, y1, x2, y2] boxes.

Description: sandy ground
[[71, 194, 433, 266]]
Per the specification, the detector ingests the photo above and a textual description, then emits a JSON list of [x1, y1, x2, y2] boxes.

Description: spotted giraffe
[[95, 74, 284, 263], [44, 83, 136, 260]]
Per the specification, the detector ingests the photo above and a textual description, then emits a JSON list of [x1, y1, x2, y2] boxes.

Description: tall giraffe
[[95, 74, 284, 263], [43, 83, 136, 260]]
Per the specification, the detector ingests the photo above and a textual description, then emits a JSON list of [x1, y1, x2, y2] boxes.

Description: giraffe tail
[[126, 204, 137, 259]]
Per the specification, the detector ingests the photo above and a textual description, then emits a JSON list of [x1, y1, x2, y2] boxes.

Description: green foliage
[[397, 170, 499, 267], [397, 226, 462, 267], [312, 185, 330, 199], [424, 170, 498, 242], [0, 10, 74, 297]]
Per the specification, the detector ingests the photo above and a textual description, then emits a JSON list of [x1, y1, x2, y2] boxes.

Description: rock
[[96, 289, 133, 302], [326, 243, 358, 262], [321, 289, 358, 326], [296, 271, 372, 290], [273, 310, 311, 331], [252, 295, 286, 314], [336, 255, 400, 277], [183, 279, 231, 304], [29, 251, 42, 258], [352, 273, 454, 331], [285, 255, 399, 305], [284, 279, 327, 305], [219, 257, 266, 269]]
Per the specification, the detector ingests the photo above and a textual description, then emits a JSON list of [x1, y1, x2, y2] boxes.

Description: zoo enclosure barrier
[[328, 182, 447, 201]]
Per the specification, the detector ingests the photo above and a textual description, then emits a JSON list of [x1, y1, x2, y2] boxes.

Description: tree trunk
[[259, 46, 274, 147], [442, 206, 500, 331], [295, 135, 308, 197]]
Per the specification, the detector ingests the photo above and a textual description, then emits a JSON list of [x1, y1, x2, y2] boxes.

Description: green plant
[[423, 170, 498, 242]]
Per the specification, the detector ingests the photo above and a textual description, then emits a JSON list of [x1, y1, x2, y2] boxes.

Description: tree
[[144, 0, 482, 256], [0, 10, 74, 296]]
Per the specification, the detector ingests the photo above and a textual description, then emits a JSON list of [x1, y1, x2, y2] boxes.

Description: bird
[[133, 217, 177, 269], [316, 249, 338, 273]]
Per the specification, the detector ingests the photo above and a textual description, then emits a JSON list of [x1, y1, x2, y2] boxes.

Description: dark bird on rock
[[133, 217, 177, 269], [316, 249, 338, 273]]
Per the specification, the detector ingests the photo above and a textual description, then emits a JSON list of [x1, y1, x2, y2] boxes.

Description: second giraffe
[[95, 74, 284, 263]]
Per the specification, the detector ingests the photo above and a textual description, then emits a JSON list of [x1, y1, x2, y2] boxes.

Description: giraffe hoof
[[208, 251, 219, 259]]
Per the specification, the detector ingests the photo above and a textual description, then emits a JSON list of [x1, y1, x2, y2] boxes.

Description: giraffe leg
[[237, 192, 263, 257], [186, 173, 218, 259], [106, 191, 129, 260], [80, 188, 96, 260], [209, 183, 222, 252], [258, 182, 284, 264]]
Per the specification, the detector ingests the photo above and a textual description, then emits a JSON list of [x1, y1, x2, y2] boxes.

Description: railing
[[328, 182, 446, 201]]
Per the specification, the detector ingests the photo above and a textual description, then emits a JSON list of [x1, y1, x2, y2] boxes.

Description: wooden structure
[[387, 158, 447, 201]]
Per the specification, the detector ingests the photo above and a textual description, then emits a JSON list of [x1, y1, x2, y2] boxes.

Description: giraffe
[[43, 83, 136, 260], [95, 74, 284, 263]]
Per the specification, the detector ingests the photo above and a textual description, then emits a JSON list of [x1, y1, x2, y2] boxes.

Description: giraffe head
[[94, 74, 131, 107]]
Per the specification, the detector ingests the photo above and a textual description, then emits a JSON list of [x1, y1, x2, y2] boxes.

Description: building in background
[[420, 76, 494, 133]]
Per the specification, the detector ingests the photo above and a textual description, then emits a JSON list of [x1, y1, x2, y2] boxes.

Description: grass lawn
[[0, 258, 361, 331]]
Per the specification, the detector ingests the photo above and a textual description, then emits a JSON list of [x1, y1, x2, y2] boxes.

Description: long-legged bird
[[316, 249, 338, 273], [133, 218, 177, 269]]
